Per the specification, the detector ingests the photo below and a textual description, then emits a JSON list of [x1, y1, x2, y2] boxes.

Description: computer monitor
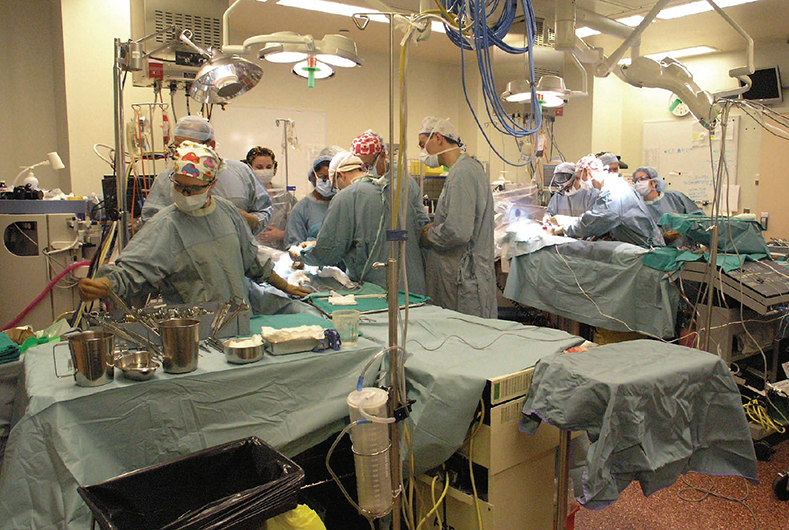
[[739, 66, 783, 105]]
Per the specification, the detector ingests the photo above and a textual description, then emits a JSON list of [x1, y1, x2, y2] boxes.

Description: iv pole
[[276, 119, 297, 218]]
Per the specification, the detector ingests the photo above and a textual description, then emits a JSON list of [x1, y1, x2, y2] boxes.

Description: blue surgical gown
[[98, 196, 274, 305], [645, 190, 703, 223], [286, 193, 331, 247], [302, 176, 427, 295], [547, 188, 599, 217], [141, 159, 272, 235], [564, 176, 665, 247], [423, 154, 497, 318]]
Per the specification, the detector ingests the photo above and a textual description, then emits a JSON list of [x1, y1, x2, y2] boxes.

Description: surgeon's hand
[[78, 277, 113, 302], [419, 222, 434, 248], [257, 226, 284, 245], [283, 283, 312, 298]]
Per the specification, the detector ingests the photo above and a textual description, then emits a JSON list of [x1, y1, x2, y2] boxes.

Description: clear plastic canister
[[346, 388, 393, 518]]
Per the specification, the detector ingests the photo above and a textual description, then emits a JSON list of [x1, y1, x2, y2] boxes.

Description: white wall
[[1, 0, 69, 191]]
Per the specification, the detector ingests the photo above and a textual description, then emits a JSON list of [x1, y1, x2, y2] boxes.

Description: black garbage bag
[[78, 437, 305, 530]]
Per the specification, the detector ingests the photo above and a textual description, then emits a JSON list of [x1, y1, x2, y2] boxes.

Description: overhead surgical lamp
[[190, 52, 263, 104], [501, 75, 573, 108], [220, 1, 362, 88]]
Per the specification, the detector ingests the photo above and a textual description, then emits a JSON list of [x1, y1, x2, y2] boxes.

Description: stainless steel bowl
[[223, 339, 265, 365], [115, 351, 159, 381]]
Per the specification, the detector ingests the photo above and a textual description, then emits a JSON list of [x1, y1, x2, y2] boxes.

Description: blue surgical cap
[[174, 116, 215, 142], [308, 155, 334, 183], [634, 166, 665, 192]]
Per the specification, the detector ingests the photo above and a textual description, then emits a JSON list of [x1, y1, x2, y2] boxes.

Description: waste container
[[78, 437, 305, 530]]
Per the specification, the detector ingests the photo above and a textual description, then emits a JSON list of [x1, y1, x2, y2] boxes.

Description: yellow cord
[[416, 469, 449, 530], [468, 398, 485, 530], [744, 398, 786, 434]]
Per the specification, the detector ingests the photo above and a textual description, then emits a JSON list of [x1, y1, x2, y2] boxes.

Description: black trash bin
[[78, 437, 305, 530]]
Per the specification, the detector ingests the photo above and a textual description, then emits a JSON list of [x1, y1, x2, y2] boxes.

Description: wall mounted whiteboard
[[642, 116, 739, 204], [211, 106, 328, 199]]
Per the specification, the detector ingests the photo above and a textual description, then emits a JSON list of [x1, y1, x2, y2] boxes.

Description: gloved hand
[[78, 277, 113, 302], [419, 222, 434, 248], [283, 283, 312, 298]]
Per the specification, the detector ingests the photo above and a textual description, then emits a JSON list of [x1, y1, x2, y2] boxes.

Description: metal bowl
[[223, 338, 265, 365], [115, 351, 159, 381]]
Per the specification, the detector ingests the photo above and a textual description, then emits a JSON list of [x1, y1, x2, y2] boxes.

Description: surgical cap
[[174, 116, 215, 142], [319, 145, 345, 159], [598, 153, 618, 166], [554, 162, 576, 176], [577, 155, 604, 173], [173, 141, 220, 182], [308, 155, 333, 179], [634, 166, 665, 192], [351, 132, 384, 157], [329, 151, 364, 178], [420, 116, 461, 144]]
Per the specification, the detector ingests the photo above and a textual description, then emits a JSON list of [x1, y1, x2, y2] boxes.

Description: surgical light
[[501, 76, 570, 106], [191, 53, 263, 103], [316, 34, 363, 67], [292, 58, 334, 86]]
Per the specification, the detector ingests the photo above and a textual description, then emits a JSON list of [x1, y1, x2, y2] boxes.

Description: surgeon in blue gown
[[286, 155, 334, 247], [141, 116, 272, 235], [633, 165, 702, 246], [545, 161, 599, 218], [301, 151, 427, 295], [547, 156, 665, 248], [79, 142, 309, 306], [417, 116, 496, 318]]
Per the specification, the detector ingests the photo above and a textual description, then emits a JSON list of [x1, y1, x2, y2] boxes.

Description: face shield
[[549, 172, 576, 194]]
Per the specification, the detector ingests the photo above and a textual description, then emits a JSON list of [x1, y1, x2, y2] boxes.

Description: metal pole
[[554, 430, 571, 530], [386, 14, 403, 530], [113, 39, 129, 250]]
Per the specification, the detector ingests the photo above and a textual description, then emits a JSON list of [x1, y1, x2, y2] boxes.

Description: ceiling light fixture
[[275, 0, 446, 33], [618, 45, 718, 65], [657, 0, 762, 20], [575, 27, 601, 38]]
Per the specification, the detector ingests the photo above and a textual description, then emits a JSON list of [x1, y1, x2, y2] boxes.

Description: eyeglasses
[[169, 175, 212, 196]]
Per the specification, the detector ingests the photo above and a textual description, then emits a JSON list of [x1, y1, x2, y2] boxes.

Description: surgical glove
[[78, 277, 113, 302], [283, 283, 312, 298], [419, 222, 434, 248]]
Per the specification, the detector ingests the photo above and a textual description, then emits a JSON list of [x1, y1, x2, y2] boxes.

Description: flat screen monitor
[[739, 66, 783, 104]]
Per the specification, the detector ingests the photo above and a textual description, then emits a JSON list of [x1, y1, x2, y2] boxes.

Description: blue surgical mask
[[315, 179, 337, 198]]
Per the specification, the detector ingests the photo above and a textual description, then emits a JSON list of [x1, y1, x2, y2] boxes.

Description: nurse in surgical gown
[[79, 142, 306, 306], [286, 155, 334, 246], [417, 116, 496, 318]]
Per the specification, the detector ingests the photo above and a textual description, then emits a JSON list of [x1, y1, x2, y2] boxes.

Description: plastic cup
[[332, 310, 360, 346]]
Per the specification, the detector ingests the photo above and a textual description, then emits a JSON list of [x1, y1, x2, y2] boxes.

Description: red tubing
[[2, 260, 91, 332]]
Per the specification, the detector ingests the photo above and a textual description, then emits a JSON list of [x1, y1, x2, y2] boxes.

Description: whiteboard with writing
[[211, 106, 328, 199], [642, 116, 739, 203]]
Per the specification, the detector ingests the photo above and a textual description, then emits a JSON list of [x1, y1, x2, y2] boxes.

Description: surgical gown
[[546, 188, 599, 217], [261, 187, 298, 250], [286, 193, 331, 247], [141, 159, 272, 235], [563, 176, 665, 247], [423, 153, 496, 318], [302, 176, 427, 295], [645, 190, 702, 223], [98, 196, 274, 305]]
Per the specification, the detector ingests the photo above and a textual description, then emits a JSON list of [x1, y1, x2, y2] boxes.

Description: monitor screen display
[[739, 66, 783, 104]]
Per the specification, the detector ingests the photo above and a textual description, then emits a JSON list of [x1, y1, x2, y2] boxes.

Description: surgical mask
[[420, 150, 441, 169], [579, 178, 595, 191], [564, 185, 581, 197], [634, 180, 652, 197], [254, 169, 275, 186], [171, 182, 209, 212], [315, 179, 337, 198]]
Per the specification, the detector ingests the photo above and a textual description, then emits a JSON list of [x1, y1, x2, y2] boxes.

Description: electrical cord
[[744, 398, 786, 434], [677, 472, 759, 530]]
